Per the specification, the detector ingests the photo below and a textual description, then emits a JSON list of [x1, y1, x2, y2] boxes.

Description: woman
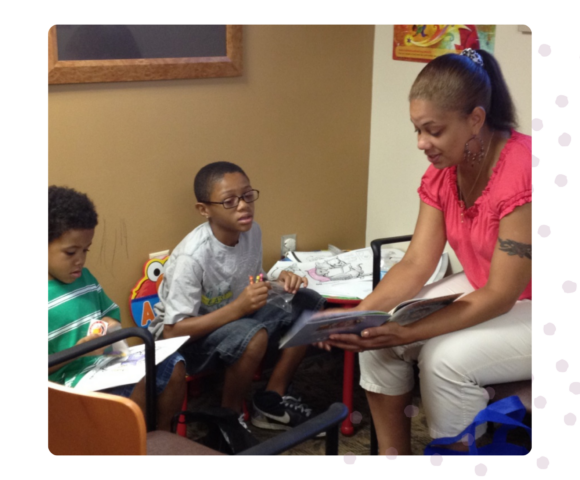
[[324, 49, 531, 454]]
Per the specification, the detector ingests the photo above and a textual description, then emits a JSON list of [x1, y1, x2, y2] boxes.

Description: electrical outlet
[[281, 234, 297, 257], [149, 250, 170, 260]]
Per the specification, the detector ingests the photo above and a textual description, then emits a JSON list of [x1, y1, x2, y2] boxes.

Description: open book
[[279, 293, 462, 348]]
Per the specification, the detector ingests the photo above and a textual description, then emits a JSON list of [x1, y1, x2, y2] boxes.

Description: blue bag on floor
[[424, 395, 531, 455]]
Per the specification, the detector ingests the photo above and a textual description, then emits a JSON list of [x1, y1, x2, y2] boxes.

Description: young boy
[[48, 186, 186, 431], [148, 162, 326, 451]]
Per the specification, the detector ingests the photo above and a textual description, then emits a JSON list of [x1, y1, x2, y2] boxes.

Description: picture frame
[[48, 25, 243, 85]]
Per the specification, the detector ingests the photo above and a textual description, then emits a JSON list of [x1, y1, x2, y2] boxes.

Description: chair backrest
[[49, 382, 146, 455]]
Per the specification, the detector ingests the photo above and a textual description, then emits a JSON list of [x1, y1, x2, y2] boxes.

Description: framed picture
[[48, 25, 243, 85], [393, 25, 496, 63], [518, 23, 580, 33]]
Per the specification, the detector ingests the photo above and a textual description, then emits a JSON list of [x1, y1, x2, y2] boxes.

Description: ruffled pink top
[[418, 130, 532, 300]]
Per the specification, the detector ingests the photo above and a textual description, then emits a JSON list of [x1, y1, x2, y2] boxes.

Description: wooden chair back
[[49, 381, 146, 455]]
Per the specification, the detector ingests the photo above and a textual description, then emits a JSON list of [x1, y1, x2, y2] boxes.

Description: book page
[[74, 336, 189, 392], [390, 293, 462, 326]]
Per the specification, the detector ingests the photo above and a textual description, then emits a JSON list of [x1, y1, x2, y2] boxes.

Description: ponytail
[[477, 50, 517, 131], [410, 50, 517, 132]]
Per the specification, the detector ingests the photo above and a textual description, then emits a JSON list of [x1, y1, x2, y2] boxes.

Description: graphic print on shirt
[[201, 280, 233, 313]]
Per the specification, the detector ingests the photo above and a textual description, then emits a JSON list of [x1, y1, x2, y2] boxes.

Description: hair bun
[[460, 48, 484, 67]]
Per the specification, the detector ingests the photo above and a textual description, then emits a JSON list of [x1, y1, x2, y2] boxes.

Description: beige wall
[[49, 25, 375, 326], [366, 25, 532, 272]]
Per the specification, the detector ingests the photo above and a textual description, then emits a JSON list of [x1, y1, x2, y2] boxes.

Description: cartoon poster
[[393, 25, 496, 63]]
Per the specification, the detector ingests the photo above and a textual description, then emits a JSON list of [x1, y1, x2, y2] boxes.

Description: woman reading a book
[[322, 49, 531, 454]]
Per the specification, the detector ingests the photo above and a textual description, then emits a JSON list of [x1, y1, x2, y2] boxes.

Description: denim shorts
[[100, 351, 185, 398], [179, 288, 326, 375]]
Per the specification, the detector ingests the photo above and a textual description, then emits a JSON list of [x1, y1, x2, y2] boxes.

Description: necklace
[[458, 131, 495, 222]]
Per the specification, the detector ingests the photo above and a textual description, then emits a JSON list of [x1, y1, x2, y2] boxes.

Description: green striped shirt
[[48, 268, 120, 387]]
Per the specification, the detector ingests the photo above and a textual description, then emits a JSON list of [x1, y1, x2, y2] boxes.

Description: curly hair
[[49, 186, 98, 243], [193, 161, 249, 202]]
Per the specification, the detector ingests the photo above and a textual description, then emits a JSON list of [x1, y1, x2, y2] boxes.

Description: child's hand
[[103, 317, 122, 330], [76, 333, 107, 357], [235, 281, 271, 316], [278, 271, 308, 294]]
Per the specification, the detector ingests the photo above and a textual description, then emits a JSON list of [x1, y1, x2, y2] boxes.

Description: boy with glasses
[[149, 162, 326, 453]]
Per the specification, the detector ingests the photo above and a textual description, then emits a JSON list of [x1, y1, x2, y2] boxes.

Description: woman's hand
[[278, 270, 308, 293], [313, 341, 332, 352], [326, 321, 411, 352], [311, 307, 411, 352]]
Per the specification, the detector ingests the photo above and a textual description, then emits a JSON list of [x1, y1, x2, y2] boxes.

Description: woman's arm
[[328, 202, 531, 351], [405, 201, 531, 342]]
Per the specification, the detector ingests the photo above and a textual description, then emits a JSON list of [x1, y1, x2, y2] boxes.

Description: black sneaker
[[252, 390, 323, 436], [197, 407, 260, 455], [282, 383, 304, 404]]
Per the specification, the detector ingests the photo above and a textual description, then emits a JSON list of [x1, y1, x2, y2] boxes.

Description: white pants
[[359, 273, 531, 439]]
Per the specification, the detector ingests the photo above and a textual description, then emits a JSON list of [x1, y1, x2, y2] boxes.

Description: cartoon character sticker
[[130, 257, 168, 328]]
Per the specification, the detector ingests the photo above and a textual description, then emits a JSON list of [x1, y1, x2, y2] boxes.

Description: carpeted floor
[[183, 349, 433, 455], [183, 348, 531, 455]]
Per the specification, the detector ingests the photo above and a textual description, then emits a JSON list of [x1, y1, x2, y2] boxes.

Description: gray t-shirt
[[148, 222, 263, 339]]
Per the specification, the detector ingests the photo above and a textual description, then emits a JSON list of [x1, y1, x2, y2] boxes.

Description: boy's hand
[[76, 333, 107, 357], [103, 317, 122, 330], [278, 271, 308, 294], [235, 282, 271, 317]]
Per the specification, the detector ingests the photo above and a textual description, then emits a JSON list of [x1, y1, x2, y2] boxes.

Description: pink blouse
[[418, 130, 532, 300]]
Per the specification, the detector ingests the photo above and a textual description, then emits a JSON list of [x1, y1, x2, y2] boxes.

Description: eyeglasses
[[202, 189, 260, 209]]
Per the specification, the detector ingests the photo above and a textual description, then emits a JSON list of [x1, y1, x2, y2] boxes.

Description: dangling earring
[[463, 134, 485, 167]]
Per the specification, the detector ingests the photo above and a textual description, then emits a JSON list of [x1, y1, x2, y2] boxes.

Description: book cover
[[279, 293, 462, 348]]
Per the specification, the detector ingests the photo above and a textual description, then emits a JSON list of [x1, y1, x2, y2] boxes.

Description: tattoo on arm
[[498, 238, 531, 259]]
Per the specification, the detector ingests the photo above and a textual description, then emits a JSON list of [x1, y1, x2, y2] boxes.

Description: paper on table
[[267, 248, 448, 300], [269, 247, 375, 283], [312, 279, 373, 299], [74, 336, 189, 392], [285, 250, 336, 263]]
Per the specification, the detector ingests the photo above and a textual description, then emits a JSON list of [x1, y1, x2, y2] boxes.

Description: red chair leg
[[242, 399, 250, 421], [176, 390, 188, 437], [341, 350, 355, 436]]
